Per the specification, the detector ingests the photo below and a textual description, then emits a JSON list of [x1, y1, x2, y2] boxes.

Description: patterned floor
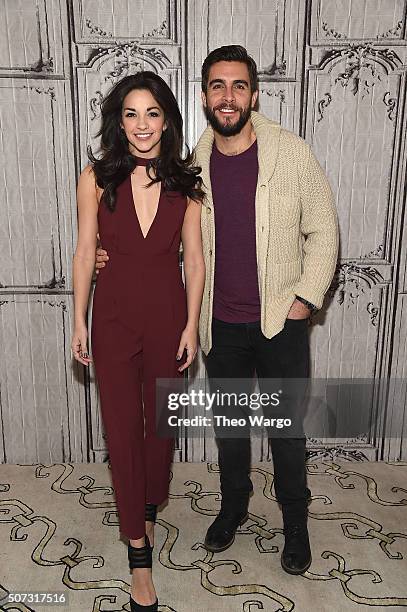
[[1, 461, 407, 611]]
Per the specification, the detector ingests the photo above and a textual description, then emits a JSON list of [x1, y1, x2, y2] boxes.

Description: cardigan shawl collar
[[193, 110, 282, 205]]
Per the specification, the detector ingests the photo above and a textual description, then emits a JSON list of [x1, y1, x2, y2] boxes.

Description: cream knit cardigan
[[194, 111, 339, 356]]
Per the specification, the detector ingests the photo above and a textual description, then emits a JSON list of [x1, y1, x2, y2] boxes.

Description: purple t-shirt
[[210, 140, 261, 323]]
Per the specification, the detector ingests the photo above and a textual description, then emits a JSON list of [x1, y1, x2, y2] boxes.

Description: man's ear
[[251, 89, 259, 109], [201, 90, 207, 108]]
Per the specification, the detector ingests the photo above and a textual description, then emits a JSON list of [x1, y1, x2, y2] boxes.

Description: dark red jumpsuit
[[91, 159, 187, 539]]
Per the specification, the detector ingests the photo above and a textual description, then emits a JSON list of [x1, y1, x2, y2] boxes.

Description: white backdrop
[[0, 0, 406, 463]]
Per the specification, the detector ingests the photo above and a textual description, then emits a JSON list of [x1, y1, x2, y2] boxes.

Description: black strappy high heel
[[145, 503, 157, 524], [128, 535, 158, 612], [145, 503, 157, 550]]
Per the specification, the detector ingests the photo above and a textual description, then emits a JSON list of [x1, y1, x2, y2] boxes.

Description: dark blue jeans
[[205, 317, 311, 526]]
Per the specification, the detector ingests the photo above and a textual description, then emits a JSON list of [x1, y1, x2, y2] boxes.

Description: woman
[[71, 72, 205, 611]]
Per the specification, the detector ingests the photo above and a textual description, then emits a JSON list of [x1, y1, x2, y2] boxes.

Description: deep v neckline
[[129, 173, 162, 240]]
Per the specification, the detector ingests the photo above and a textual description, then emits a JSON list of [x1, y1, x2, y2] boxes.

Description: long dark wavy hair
[[88, 71, 204, 211]]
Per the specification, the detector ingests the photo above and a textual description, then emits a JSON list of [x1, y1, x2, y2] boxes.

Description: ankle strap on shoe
[[145, 503, 158, 523], [128, 536, 153, 569]]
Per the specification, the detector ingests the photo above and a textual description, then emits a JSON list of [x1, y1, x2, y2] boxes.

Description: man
[[95, 45, 339, 575]]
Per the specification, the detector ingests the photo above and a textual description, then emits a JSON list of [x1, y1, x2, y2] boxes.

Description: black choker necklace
[[134, 156, 157, 166]]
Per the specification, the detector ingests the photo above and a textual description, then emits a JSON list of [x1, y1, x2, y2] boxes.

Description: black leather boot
[[281, 523, 312, 574], [204, 509, 249, 553]]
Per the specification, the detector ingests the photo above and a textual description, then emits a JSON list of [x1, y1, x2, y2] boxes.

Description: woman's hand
[[71, 323, 93, 366], [176, 326, 198, 372]]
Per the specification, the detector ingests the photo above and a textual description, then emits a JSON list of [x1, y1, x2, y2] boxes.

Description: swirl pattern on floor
[[0, 461, 407, 611]]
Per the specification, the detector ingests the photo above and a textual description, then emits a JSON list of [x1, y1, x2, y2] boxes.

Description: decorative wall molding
[[0, 0, 53, 74], [141, 20, 169, 40], [314, 44, 401, 131], [318, 44, 402, 75], [89, 91, 103, 120], [84, 17, 169, 41], [317, 92, 332, 122], [379, 20, 404, 40], [362, 245, 384, 259], [37, 299, 67, 311], [74, 0, 177, 44], [84, 18, 113, 39], [383, 92, 398, 121], [85, 42, 171, 73], [329, 264, 384, 307], [22, 84, 56, 100], [258, 60, 287, 80], [367, 302, 380, 326], [306, 447, 371, 462], [321, 19, 405, 42], [259, 88, 286, 103], [313, 0, 407, 45], [321, 21, 347, 40], [0, 83, 68, 292]]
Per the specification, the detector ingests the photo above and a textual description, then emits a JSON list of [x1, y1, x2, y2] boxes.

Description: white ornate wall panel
[[73, 0, 177, 43], [385, 294, 407, 460], [0, 0, 66, 75], [0, 0, 406, 464], [301, 4, 407, 461], [311, 0, 407, 44], [0, 294, 87, 463], [0, 79, 75, 290]]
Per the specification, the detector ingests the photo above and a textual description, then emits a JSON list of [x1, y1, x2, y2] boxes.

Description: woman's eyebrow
[[123, 106, 161, 111]]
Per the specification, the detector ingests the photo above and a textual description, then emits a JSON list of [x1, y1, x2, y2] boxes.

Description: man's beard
[[204, 103, 252, 137]]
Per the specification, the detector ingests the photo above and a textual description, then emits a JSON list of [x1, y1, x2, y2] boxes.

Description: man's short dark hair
[[201, 45, 258, 93]]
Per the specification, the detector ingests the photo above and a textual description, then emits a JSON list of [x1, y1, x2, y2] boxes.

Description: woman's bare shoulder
[[78, 164, 103, 202], [79, 164, 97, 184]]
